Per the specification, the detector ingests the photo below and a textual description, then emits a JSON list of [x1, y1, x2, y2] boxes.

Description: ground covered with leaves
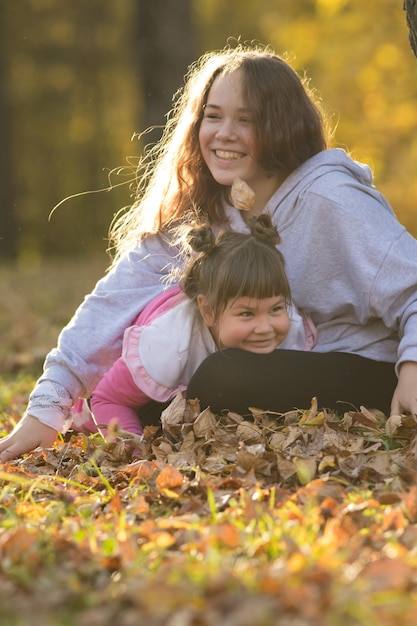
[[2, 377, 417, 626], [2, 260, 417, 625]]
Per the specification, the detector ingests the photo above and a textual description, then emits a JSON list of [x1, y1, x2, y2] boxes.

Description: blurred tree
[[405, 0, 417, 58], [3, 0, 137, 263], [2, 0, 417, 263], [134, 0, 197, 143], [0, 1, 18, 260]]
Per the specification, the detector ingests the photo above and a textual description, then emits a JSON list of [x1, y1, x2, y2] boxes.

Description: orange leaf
[[210, 523, 241, 548], [156, 465, 184, 490]]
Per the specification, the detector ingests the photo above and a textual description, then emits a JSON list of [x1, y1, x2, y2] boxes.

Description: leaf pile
[[2, 387, 417, 625]]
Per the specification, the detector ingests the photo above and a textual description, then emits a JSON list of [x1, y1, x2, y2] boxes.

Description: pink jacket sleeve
[[90, 356, 151, 435], [90, 356, 150, 435]]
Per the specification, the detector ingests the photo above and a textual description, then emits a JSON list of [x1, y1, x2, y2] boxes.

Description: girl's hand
[[0, 414, 57, 463], [391, 361, 417, 416]]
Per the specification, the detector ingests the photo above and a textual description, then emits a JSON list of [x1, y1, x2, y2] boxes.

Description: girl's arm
[[41, 233, 181, 401], [90, 355, 151, 436]]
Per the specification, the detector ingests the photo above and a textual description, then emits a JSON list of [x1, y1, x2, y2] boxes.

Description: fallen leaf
[[156, 465, 184, 490]]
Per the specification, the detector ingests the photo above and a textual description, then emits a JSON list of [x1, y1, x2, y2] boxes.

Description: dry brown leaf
[[160, 392, 187, 437], [299, 396, 320, 424], [276, 455, 296, 481], [236, 442, 266, 472], [202, 453, 230, 473], [192, 407, 217, 439], [359, 405, 381, 423], [236, 421, 263, 444], [347, 411, 382, 431], [230, 177, 255, 211], [155, 464, 184, 490], [122, 459, 159, 480], [363, 451, 393, 475]]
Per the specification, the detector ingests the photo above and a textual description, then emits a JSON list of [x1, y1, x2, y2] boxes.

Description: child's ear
[[197, 295, 215, 327]]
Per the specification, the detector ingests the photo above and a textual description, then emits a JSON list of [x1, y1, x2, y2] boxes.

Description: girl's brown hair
[[180, 213, 291, 322], [109, 43, 331, 264]]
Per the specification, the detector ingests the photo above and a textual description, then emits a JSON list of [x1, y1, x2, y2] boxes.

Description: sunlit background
[[2, 0, 417, 265]]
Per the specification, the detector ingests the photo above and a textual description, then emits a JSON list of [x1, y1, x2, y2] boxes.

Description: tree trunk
[[133, 0, 197, 142], [0, 2, 18, 260], [405, 0, 417, 58]]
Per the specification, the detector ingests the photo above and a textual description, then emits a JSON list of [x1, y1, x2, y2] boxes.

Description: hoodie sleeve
[[38, 232, 182, 399], [370, 229, 417, 373]]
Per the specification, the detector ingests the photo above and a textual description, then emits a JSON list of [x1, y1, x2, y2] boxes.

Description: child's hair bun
[[186, 223, 216, 254], [247, 214, 281, 246]]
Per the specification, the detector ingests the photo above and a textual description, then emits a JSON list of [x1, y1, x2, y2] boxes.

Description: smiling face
[[199, 71, 273, 196], [198, 294, 291, 354]]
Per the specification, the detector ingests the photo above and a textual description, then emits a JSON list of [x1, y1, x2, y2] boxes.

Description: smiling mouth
[[215, 150, 243, 160], [248, 339, 276, 347]]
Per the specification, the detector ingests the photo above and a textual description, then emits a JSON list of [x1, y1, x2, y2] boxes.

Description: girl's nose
[[215, 119, 237, 140], [254, 316, 272, 333]]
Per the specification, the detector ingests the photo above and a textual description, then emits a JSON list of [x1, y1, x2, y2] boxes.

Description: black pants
[[186, 349, 397, 417], [139, 349, 398, 424]]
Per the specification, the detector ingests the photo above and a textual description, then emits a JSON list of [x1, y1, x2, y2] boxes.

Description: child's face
[[199, 294, 291, 354], [199, 70, 267, 192]]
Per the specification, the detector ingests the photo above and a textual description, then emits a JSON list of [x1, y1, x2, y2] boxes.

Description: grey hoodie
[[36, 148, 417, 414], [226, 148, 417, 369]]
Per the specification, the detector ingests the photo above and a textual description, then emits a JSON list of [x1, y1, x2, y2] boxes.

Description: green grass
[[1, 260, 417, 625]]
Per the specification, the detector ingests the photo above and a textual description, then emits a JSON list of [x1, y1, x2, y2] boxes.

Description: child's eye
[[239, 311, 253, 318], [272, 304, 285, 313]]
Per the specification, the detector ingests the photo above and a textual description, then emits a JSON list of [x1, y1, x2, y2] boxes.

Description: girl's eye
[[239, 311, 253, 318], [272, 304, 285, 313], [203, 110, 220, 120]]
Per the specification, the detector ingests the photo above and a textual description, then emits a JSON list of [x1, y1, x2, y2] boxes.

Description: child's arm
[[0, 415, 57, 463], [90, 355, 152, 436]]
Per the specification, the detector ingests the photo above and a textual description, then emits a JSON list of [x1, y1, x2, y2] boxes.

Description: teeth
[[215, 150, 242, 160]]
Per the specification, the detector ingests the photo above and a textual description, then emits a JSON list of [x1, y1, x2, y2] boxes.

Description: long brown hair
[[108, 43, 331, 264]]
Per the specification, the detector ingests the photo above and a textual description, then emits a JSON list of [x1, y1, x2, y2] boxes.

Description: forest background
[[1, 4, 417, 623], [1, 0, 417, 267]]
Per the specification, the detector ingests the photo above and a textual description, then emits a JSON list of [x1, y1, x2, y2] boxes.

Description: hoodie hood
[[223, 148, 394, 234], [264, 148, 394, 230]]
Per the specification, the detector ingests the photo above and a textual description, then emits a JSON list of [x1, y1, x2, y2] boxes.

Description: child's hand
[[0, 414, 58, 462]]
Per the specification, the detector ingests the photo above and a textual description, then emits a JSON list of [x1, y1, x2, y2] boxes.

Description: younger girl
[[76, 214, 315, 436]]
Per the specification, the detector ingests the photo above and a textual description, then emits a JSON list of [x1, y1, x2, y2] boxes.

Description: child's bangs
[[224, 249, 290, 302]]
